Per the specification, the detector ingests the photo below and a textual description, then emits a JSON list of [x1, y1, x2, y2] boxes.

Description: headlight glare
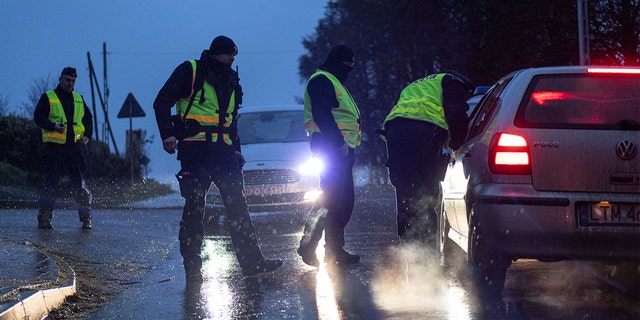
[[298, 157, 324, 175]]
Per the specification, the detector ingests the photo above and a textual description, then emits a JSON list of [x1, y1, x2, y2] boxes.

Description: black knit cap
[[326, 44, 354, 64], [209, 35, 238, 55], [444, 70, 474, 92], [60, 67, 77, 77]]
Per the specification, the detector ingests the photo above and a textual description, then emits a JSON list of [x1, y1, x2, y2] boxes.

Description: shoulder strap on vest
[[182, 60, 206, 120]]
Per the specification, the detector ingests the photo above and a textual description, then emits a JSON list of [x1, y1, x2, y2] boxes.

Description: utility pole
[[87, 50, 119, 156], [87, 52, 99, 141], [102, 42, 110, 143], [577, 0, 590, 65]]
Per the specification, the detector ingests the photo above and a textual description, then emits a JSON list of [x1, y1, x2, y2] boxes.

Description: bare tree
[[0, 94, 9, 116], [20, 75, 56, 118]]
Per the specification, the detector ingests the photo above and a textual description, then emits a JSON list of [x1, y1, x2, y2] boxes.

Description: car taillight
[[587, 67, 640, 74], [489, 133, 531, 175]]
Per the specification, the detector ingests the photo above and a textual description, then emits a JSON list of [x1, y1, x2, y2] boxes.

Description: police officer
[[297, 44, 362, 266], [153, 36, 282, 282], [33, 67, 93, 229], [381, 71, 473, 249]]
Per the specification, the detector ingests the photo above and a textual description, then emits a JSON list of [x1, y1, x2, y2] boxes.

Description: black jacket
[[440, 74, 470, 150], [33, 85, 93, 143], [153, 50, 244, 162]]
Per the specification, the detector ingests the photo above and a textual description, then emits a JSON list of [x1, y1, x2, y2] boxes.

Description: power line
[[108, 49, 306, 56]]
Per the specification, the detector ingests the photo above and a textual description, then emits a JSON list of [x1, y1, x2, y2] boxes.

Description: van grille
[[243, 169, 300, 186]]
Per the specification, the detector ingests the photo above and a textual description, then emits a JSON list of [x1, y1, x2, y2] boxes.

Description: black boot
[[297, 207, 326, 267], [81, 218, 92, 229], [38, 208, 53, 229], [184, 256, 203, 283], [324, 248, 360, 265], [297, 246, 320, 267], [79, 208, 92, 229]]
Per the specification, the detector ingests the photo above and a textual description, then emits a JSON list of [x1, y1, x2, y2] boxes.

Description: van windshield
[[238, 110, 308, 144]]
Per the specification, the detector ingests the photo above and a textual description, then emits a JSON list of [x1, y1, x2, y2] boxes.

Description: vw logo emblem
[[615, 140, 637, 160]]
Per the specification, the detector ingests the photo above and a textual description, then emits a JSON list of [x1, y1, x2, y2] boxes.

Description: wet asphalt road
[[1, 186, 638, 319]]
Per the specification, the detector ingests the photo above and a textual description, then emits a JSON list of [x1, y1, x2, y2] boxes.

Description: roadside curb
[[0, 245, 76, 320]]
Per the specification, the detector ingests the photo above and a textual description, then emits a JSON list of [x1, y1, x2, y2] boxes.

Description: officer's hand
[[54, 123, 65, 133], [163, 136, 178, 154], [78, 136, 89, 145], [236, 151, 246, 168]]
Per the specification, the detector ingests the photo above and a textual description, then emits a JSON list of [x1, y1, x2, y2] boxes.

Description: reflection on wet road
[[1, 186, 637, 319], [171, 186, 639, 319], [176, 205, 640, 320]]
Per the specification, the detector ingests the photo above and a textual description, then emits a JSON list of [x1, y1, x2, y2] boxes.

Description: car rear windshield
[[238, 110, 307, 144], [515, 74, 640, 130]]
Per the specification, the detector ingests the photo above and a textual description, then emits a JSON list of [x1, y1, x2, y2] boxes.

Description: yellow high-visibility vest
[[42, 90, 85, 143], [382, 73, 450, 131], [176, 60, 236, 145], [304, 69, 361, 148]]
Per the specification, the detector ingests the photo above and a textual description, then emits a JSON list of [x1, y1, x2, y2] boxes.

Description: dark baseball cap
[[61, 67, 77, 77]]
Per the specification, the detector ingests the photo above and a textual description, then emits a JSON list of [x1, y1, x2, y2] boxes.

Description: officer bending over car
[[381, 71, 473, 250]]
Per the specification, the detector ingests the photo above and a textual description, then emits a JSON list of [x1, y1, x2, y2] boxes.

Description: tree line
[[298, 0, 639, 183]]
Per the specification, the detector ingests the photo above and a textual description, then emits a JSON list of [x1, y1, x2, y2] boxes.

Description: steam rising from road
[[371, 242, 472, 319]]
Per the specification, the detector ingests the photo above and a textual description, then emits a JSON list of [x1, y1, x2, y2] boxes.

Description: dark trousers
[[38, 142, 92, 221], [299, 148, 355, 254], [385, 119, 447, 243], [177, 161, 264, 272]]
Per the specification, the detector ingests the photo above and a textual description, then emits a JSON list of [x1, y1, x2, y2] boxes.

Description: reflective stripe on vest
[[176, 60, 236, 144], [42, 91, 85, 143], [304, 70, 361, 148], [382, 73, 449, 131]]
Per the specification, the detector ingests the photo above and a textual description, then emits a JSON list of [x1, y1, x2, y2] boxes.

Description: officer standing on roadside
[[297, 44, 362, 267], [153, 35, 282, 282], [33, 67, 93, 230], [381, 71, 473, 249]]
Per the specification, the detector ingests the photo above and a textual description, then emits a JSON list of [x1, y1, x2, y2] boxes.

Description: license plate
[[579, 202, 640, 226], [245, 184, 288, 196]]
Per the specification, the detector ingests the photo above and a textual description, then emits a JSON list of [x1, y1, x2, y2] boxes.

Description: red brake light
[[587, 67, 640, 74], [489, 133, 531, 175]]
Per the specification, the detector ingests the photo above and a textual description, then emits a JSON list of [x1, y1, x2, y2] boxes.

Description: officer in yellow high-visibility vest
[[297, 44, 362, 267], [381, 71, 473, 250], [33, 67, 93, 230], [153, 36, 282, 283]]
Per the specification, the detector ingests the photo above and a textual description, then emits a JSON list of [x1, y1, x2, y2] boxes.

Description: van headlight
[[297, 157, 324, 175]]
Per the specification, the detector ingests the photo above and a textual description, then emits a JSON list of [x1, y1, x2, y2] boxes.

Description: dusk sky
[[0, 0, 329, 184]]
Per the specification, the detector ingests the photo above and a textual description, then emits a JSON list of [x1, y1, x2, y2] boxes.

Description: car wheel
[[437, 195, 453, 266], [467, 203, 509, 297]]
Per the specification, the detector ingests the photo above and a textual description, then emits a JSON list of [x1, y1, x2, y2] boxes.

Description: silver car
[[439, 66, 640, 295], [206, 105, 322, 213]]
